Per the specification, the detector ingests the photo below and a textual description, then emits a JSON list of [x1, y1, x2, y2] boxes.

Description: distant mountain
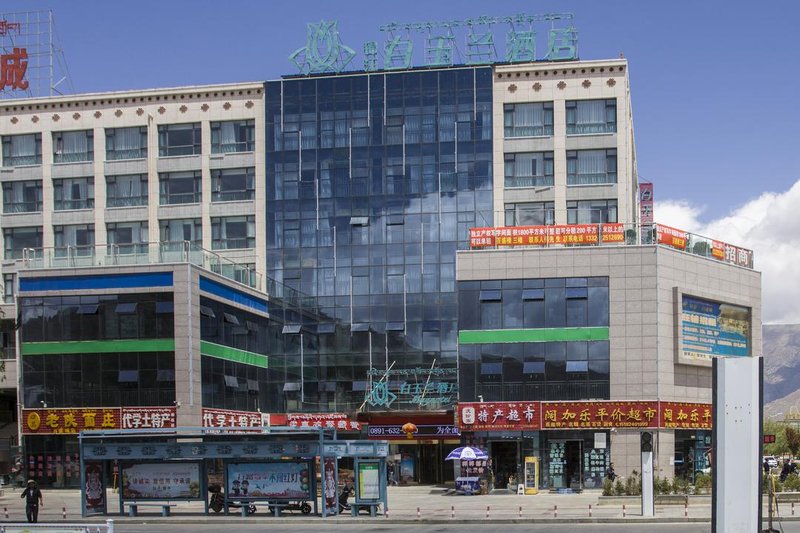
[[763, 324, 800, 417]]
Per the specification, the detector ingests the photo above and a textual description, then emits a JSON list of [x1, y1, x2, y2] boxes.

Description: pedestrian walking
[[20, 479, 43, 523], [605, 463, 617, 482]]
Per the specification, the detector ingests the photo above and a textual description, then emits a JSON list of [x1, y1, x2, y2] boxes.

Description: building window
[[158, 123, 201, 157], [106, 174, 147, 207], [159, 171, 201, 205], [505, 202, 555, 226], [2, 133, 41, 166], [107, 221, 148, 254], [211, 167, 255, 202], [53, 130, 94, 163], [3, 274, 14, 304], [504, 152, 554, 188], [159, 218, 202, 245], [566, 99, 617, 135], [503, 102, 554, 137], [212, 216, 255, 250], [567, 200, 618, 224], [105, 126, 147, 160], [3, 226, 42, 259], [211, 120, 255, 153], [53, 224, 95, 257], [3, 180, 42, 213], [567, 149, 617, 185], [53, 177, 94, 210]]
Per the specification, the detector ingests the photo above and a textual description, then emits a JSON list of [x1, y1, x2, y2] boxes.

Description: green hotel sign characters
[[290, 13, 578, 74], [458, 327, 609, 344]]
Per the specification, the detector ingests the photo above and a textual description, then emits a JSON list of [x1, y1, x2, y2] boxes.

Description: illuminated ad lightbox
[[677, 292, 751, 366]]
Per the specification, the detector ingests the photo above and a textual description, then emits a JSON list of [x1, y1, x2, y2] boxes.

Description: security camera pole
[[641, 430, 654, 517]]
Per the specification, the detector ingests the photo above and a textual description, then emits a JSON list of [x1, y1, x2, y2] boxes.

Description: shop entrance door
[[564, 440, 583, 489], [548, 440, 583, 489], [418, 443, 440, 484], [490, 441, 519, 489]]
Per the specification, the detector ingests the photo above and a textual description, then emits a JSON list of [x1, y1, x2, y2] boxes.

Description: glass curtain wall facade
[[266, 67, 493, 412], [458, 277, 610, 402]]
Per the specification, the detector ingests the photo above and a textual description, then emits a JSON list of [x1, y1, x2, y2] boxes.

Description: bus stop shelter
[[78, 427, 388, 518]]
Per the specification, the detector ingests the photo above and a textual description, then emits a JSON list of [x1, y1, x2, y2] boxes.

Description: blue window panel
[[479, 290, 502, 301], [566, 361, 589, 372], [480, 362, 502, 375], [19, 272, 173, 292], [522, 289, 545, 300], [566, 287, 588, 299], [523, 361, 545, 374], [199, 276, 267, 314]]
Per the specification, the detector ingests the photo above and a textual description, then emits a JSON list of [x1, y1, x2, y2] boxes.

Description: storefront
[[362, 413, 460, 484], [458, 400, 712, 491]]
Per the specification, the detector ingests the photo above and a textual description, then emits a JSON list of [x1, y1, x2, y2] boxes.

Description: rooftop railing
[[468, 222, 754, 269], [20, 241, 263, 290]]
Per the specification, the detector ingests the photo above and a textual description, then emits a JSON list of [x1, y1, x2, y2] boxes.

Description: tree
[[785, 427, 800, 457], [764, 420, 790, 456]]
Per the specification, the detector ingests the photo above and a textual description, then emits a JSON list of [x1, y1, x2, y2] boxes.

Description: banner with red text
[[22, 407, 177, 435], [457, 402, 541, 431], [656, 224, 688, 250], [659, 402, 712, 429], [469, 225, 625, 249], [541, 401, 660, 429]]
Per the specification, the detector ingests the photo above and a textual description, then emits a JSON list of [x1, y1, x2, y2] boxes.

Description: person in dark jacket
[[20, 479, 43, 523], [605, 463, 617, 482]]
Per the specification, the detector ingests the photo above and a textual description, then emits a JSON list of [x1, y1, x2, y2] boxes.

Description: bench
[[125, 502, 174, 517]]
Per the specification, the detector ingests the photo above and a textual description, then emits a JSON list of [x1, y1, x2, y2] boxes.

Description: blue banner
[[681, 296, 750, 360]]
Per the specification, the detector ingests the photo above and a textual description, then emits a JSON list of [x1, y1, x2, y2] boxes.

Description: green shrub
[[783, 474, 800, 492], [672, 477, 690, 495], [694, 472, 711, 493], [602, 478, 614, 496], [654, 476, 672, 495], [625, 470, 641, 496], [614, 478, 625, 496]]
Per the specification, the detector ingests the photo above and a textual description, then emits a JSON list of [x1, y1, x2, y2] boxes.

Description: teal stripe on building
[[200, 341, 268, 368], [21, 339, 175, 355], [458, 327, 609, 344]]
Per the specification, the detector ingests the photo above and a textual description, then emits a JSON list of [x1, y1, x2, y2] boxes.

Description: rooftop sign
[[290, 13, 578, 75]]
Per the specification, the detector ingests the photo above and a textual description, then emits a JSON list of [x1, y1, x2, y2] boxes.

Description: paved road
[[102, 523, 800, 533]]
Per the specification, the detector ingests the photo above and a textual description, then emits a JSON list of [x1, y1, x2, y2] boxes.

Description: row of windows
[[0, 120, 255, 167], [504, 200, 619, 226], [20, 294, 174, 342], [22, 352, 175, 408], [1, 167, 255, 213], [504, 149, 618, 187], [2, 216, 255, 258], [503, 99, 617, 138]]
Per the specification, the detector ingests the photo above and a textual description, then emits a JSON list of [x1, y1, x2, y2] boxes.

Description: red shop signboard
[[659, 402, 712, 429], [457, 401, 541, 431], [541, 401, 660, 429]]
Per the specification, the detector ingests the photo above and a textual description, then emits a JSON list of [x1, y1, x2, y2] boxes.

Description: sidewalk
[[0, 485, 794, 524]]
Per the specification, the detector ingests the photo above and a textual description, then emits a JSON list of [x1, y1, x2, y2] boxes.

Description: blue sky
[[4, 0, 798, 218], [4, 0, 800, 321]]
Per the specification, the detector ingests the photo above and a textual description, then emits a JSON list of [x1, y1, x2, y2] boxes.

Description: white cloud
[[656, 181, 800, 324]]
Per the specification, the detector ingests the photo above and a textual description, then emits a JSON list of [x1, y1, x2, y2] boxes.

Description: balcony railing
[[107, 195, 147, 208], [20, 241, 263, 290], [54, 198, 94, 210], [2, 154, 41, 166], [106, 148, 147, 161], [211, 141, 254, 154], [504, 175, 554, 188], [211, 190, 255, 202], [3, 201, 42, 213], [53, 152, 93, 164]]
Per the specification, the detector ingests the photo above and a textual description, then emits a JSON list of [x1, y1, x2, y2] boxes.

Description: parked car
[[764, 456, 778, 469]]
